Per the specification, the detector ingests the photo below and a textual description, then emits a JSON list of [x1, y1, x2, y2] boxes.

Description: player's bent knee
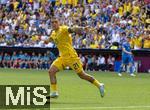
[[49, 69, 57, 75], [48, 65, 59, 75]]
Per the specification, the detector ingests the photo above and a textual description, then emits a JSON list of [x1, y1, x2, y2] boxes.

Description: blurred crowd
[[79, 54, 115, 71], [0, 51, 56, 69], [0, 0, 150, 49], [0, 51, 115, 71]]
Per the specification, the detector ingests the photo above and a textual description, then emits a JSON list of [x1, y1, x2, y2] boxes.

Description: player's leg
[[128, 56, 136, 76], [70, 58, 105, 97], [48, 65, 59, 98], [118, 63, 125, 76], [77, 70, 105, 97], [118, 56, 126, 76], [48, 57, 63, 98]]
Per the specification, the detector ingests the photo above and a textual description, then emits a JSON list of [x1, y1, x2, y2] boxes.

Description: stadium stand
[[0, 0, 149, 48], [0, 0, 149, 71]]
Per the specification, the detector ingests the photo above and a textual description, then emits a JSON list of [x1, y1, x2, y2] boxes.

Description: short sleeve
[[61, 25, 69, 34]]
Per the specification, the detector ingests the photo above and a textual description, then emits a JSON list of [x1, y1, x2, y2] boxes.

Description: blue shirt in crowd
[[3, 55, 11, 61], [43, 56, 50, 61], [19, 54, 26, 60], [31, 56, 38, 61], [0, 55, 2, 61], [11, 55, 18, 61]]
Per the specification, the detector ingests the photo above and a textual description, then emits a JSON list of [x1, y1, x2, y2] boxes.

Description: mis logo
[[0, 85, 50, 109]]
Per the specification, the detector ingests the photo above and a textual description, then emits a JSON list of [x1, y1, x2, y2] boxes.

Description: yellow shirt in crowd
[[143, 39, 150, 48], [119, 6, 123, 16], [126, 2, 131, 12], [132, 37, 143, 48], [123, 3, 127, 13], [13, 1, 19, 9], [58, 0, 93, 6], [132, 6, 140, 15], [90, 44, 99, 49], [29, 0, 33, 3]]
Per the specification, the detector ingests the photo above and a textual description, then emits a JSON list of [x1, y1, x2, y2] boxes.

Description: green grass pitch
[[0, 68, 150, 110]]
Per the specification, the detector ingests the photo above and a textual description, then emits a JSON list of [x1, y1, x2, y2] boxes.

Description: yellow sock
[[51, 84, 58, 92], [93, 79, 101, 88]]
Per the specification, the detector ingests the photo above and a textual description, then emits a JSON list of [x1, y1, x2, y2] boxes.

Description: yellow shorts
[[51, 56, 83, 73]]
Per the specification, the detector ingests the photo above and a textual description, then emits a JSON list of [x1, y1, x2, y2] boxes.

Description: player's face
[[51, 19, 59, 30]]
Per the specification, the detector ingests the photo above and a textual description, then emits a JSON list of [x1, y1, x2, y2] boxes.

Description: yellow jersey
[[74, 0, 78, 6], [50, 25, 78, 58], [126, 2, 131, 12], [13, 1, 19, 9], [132, 6, 140, 15], [68, 0, 72, 4], [133, 37, 142, 48], [29, 0, 33, 3], [123, 3, 127, 13], [88, 0, 93, 3], [143, 39, 150, 48], [90, 44, 99, 49], [119, 6, 123, 16]]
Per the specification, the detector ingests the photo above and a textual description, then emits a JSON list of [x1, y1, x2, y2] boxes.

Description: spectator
[[47, 51, 56, 61], [143, 29, 150, 48], [0, 53, 3, 67], [2, 53, 11, 68], [97, 55, 106, 71], [37, 53, 43, 69], [91, 55, 97, 71], [11, 52, 19, 68], [131, 33, 143, 49], [107, 55, 115, 71], [23, 52, 31, 69], [86, 55, 93, 71], [79, 54, 86, 70], [19, 51, 26, 69], [42, 53, 51, 70], [30, 52, 39, 69]]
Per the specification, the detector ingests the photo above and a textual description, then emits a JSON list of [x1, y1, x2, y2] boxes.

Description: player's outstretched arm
[[41, 32, 53, 44], [44, 37, 53, 44]]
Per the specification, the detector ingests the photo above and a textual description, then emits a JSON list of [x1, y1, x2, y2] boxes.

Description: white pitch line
[[50, 106, 150, 110]]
